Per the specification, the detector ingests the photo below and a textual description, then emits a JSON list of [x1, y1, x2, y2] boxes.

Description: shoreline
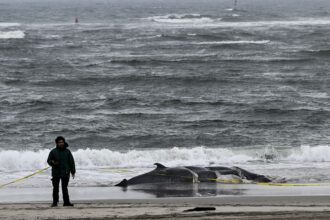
[[2, 196, 330, 219], [2, 183, 330, 202], [3, 194, 330, 205]]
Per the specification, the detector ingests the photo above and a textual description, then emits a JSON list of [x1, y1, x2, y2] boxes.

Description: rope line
[[0, 167, 50, 187], [99, 168, 137, 172]]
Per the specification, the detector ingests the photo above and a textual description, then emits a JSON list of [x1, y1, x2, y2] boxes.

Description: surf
[[0, 31, 25, 39]]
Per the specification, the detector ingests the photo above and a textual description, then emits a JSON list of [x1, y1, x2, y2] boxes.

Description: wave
[[108, 55, 217, 65], [229, 19, 330, 28], [253, 107, 330, 116], [298, 92, 329, 99], [160, 99, 227, 107], [120, 39, 268, 49], [218, 19, 330, 28], [1, 146, 330, 171], [287, 145, 330, 162], [28, 22, 108, 28], [159, 98, 245, 108], [301, 49, 330, 57], [0, 31, 25, 39], [31, 71, 221, 87], [126, 34, 162, 42], [223, 57, 313, 63], [0, 149, 50, 171], [146, 14, 217, 24], [0, 22, 20, 28], [147, 17, 330, 28], [0, 147, 252, 171], [193, 40, 270, 45]]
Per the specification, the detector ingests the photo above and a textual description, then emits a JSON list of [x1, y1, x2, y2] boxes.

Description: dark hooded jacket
[[47, 143, 76, 177]]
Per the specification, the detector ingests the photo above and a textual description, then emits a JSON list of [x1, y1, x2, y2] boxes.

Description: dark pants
[[52, 176, 70, 204]]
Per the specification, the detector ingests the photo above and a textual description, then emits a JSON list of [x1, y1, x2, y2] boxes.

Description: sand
[[2, 183, 330, 219], [2, 196, 330, 219]]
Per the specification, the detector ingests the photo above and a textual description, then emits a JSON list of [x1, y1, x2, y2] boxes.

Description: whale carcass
[[115, 163, 271, 187]]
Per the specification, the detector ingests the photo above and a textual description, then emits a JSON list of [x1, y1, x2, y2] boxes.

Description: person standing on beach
[[47, 136, 76, 207]]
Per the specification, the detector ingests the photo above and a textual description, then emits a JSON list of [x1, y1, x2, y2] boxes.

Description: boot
[[63, 202, 74, 207]]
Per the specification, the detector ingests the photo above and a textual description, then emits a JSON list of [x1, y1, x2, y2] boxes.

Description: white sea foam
[[146, 16, 330, 28], [0, 147, 253, 171], [228, 19, 330, 27], [2, 146, 330, 188], [216, 19, 330, 28], [0, 31, 25, 39], [194, 40, 270, 45], [146, 14, 215, 24], [0, 23, 20, 27], [2, 146, 330, 172], [0, 149, 50, 171], [287, 145, 330, 162], [298, 92, 329, 99]]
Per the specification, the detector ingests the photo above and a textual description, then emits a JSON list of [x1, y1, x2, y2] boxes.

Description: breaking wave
[[0, 31, 25, 39], [144, 15, 330, 28], [146, 14, 218, 24], [1, 145, 330, 171], [287, 145, 330, 162], [219, 19, 330, 28], [193, 40, 270, 45], [300, 49, 330, 57], [0, 23, 20, 27]]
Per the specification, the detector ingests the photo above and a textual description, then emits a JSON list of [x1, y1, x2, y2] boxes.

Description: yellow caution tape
[[210, 178, 241, 184], [254, 182, 330, 187], [0, 167, 50, 188]]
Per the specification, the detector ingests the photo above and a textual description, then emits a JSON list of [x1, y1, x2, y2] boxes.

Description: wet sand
[[1, 184, 330, 219], [2, 182, 330, 202], [2, 196, 330, 219]]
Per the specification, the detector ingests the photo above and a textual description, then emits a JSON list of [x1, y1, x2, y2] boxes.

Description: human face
[[57, 139, 65, 148]]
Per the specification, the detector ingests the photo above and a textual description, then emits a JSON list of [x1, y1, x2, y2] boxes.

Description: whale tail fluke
[[115, 179, 128, 187]]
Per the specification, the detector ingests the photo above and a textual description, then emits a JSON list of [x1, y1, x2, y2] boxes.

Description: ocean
[[1, 0, 330, 189]]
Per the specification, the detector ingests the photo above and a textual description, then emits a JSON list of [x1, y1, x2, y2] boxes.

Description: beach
[[2, 0, 330, 218], [2, 184, 330, 219], [2, 196, 330, 219], [2, 0, 330, 196]]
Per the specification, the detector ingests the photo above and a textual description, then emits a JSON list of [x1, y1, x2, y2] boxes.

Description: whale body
[[115, 163, 271, 187]]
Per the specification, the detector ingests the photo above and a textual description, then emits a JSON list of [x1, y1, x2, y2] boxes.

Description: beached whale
[[115, 163, 271, 187]]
